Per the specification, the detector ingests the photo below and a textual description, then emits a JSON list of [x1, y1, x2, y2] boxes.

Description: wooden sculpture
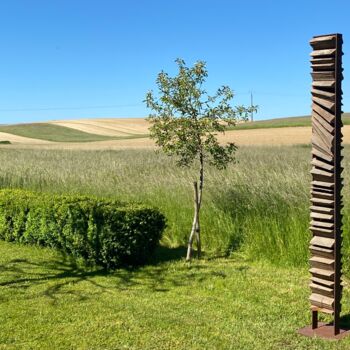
[[299, 33, 347, 339]]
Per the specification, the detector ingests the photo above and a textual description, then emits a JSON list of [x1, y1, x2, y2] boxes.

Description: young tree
[[145, 59, 257, 260]]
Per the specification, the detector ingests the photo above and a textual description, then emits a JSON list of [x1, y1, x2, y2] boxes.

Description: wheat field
[[4, 125, 350, 149], [2, 116, 350, 149]]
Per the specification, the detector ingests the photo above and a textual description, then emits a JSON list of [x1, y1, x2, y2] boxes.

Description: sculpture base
[[298, 323, 350, 340]]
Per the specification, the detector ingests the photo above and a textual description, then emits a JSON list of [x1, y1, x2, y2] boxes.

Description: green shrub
[[0, 140, 11, 144], [0, 189, 166, 269]]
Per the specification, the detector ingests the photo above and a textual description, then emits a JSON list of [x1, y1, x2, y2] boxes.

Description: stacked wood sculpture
[[308, 33, 344, 337]]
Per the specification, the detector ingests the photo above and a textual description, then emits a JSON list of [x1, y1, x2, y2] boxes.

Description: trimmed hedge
[[0, 189, 166, 269]]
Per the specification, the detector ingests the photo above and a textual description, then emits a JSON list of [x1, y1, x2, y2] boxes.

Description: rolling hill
[[0, 122, 147, 143], [0, 114, 349, 149]]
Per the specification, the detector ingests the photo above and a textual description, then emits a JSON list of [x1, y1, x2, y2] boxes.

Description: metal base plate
[[298, 323, 350, 340]]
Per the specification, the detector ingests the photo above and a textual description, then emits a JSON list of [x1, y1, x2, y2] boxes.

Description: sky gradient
[[0, 0, 349, 124]]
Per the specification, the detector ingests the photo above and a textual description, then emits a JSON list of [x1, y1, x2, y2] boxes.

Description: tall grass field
[[1, 145, 349, 270]]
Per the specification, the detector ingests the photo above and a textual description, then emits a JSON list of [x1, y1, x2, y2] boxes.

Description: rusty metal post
[[312, 310, 318, 330]]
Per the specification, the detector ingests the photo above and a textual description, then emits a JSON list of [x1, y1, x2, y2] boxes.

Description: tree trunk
[[196, 151, 204, 257], [186, 181, 199, 261], [186, 152, 204, 261]]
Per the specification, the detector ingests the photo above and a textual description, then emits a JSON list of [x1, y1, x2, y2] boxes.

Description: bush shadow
[[0, 245, 234, 302]]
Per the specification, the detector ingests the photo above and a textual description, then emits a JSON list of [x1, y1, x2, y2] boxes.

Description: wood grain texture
[[308, 34, 343, 325]]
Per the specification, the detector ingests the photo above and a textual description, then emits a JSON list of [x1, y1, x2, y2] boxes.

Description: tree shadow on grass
[[149, 245, 187, 264], [0, 245, 244, 303]]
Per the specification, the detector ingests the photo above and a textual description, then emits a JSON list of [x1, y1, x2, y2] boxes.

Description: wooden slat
[[310, 283, 333, 298], [311, 219, 334, 228], [311, 158, 334, 172], [312, 147, 333, 162], [312, 103, 335, 124], [310, 35, 336, 49], [311, 88, 335, 100], [312, 115, 334, 135], [310, 236, 334, 248], [311, 183, 334, 192], [311, 306, 334, 315], [310, 49, 336, 57], [310, 261, 334, 271], [310, 257, 335, 272], [310, 228, 333, 237], [313, 120, 334, 149], [311, 190, 333, 198], [312, 80, 335, 88], [309, 293, 334, 310], [310, 268, 335, 278], [311, 63, 335, 71], [310, 256, 334, 266], [309, 245, 334, 257], [312, 180, 334, 188], [310, 227, 333, 237], [313, 116, 334, 137], [310, 205, 333, 214], [311, 57, 335, 64], [311, 168, 334, 179], [313, 96, 335, 111], [310, 190, 333, 199], [311, 71, 335, 81], [310, 228, 333, 238], [313, 112, 334, 135], [312, 135, 332, 156], [311, 276, 334, 287], [311, 212, 333, 221]]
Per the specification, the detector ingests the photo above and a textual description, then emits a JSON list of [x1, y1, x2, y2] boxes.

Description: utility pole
[[250, 91, 254, 122]]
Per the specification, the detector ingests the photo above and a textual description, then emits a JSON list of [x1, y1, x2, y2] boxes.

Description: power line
[[0, 103, 143, 112], [0, 91, 347, 113], [250, 91, 254, 122]]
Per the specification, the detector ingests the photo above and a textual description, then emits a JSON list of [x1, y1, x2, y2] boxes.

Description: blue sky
[[0, 0, 349, 124]]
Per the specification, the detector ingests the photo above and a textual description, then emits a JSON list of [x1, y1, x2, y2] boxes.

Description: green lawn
[[233, 112, 350, 130], [0, 241, 349, 349], [0, 123, 147, 142]]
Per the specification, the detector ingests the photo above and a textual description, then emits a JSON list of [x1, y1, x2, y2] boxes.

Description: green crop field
[[0, 123, 147, 142], [233, 112, 350, 130], [1, 145, 350, 349]]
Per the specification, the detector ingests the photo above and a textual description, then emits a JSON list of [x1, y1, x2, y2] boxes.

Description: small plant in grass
[[145, 58, 257, 260]]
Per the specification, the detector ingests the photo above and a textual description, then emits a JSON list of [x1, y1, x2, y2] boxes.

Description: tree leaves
[[145, 58, 257, 169]]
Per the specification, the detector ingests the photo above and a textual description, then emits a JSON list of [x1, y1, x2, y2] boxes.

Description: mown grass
[[1, 241, 350, 350], [233, 112, 350, 130], [0, 123, 148, 142], [1, 145, 350, 269]]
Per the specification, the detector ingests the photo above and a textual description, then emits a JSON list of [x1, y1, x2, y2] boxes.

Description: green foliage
[[145, 58, 257, 169], [0, 140, 11, 144], [0, 189, 166, 269]]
